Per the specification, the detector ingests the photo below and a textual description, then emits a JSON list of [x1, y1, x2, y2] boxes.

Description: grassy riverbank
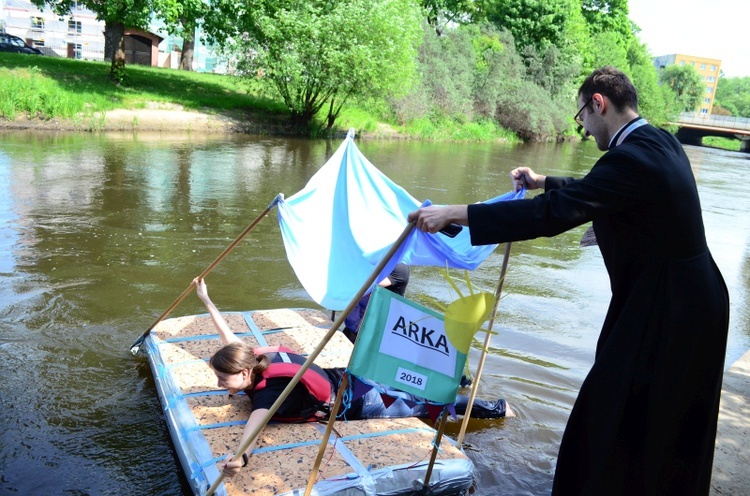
[[0, 53, 517, 141], [702, 136, 743, 152], [0, 52, 294, 131]]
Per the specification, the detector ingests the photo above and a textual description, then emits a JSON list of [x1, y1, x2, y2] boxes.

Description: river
[[0, 130, 748, 495]]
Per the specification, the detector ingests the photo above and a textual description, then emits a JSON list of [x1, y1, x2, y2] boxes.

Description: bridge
[[671, 113, 750, 153]]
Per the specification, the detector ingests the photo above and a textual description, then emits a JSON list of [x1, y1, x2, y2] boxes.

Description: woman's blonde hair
[[209, 342, 269, 377]]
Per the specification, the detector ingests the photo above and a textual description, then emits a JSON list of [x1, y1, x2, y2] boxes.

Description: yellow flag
[[443, 292, 495, 354]]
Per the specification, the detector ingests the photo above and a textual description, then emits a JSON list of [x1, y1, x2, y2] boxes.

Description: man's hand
[[510, 167, 546, 191], [407, 205, 468, 234]]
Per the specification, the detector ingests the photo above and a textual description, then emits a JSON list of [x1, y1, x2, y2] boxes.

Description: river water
[[0, 131, 748, 495]]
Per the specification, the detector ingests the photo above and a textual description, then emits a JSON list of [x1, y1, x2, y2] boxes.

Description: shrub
[[494, 79, 568, 141]]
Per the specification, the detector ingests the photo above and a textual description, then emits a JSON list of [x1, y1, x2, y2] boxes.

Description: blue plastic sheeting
[[144, 333, 228, 496], [277, 132, 525, 310]]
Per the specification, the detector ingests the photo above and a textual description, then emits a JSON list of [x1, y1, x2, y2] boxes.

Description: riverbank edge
[[711, 348, 750, 494], [0, 106, 408, 140]]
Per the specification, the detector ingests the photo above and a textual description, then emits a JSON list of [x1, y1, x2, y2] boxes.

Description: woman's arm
[[219, 408, 269, 477], [194, 277, 241, 346]]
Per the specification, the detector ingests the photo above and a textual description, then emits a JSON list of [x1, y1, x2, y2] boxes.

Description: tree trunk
[[290, 109, 315, 131], [108, 21, 126, 83], [179, 19, 195, 71], [104, 22, 112, 61], [326, 97, 338, 130]]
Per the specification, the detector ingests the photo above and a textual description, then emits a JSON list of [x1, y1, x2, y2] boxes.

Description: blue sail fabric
[[277, 133, 525, 310]]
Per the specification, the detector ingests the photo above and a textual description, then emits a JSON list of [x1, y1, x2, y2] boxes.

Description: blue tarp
[[277, 132, 524, 310]]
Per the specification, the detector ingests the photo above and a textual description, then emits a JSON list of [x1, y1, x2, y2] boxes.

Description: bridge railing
[[678, 113, 750, 131]]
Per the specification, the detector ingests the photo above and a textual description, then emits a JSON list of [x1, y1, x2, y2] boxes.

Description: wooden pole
[[456, 242, 513, 447], [303, 373, 349, 496], [205, 221, 416, 496], [423, 409, 450, 490], [129, 194, 283, 355]]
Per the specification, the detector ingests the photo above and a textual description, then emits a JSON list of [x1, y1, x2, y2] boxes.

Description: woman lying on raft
[[193, 278, 513, 478]]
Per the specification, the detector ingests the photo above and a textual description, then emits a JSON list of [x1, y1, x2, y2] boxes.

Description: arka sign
[[390, 316, 450, 356]]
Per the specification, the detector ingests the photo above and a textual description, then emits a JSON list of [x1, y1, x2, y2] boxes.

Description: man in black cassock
[[408, 66, 730, 495]]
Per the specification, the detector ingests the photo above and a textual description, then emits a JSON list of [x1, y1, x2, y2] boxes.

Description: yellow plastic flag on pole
[[444, 292, 496, 354]]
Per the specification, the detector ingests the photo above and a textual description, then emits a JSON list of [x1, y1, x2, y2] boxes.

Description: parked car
[[0, 33, 43, 55]]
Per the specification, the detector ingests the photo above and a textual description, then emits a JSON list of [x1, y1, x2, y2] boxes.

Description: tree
[[33, 0, 155, 83], [626, 39, 673, 126], [715, 76, 750, 117], [588, 31, 628, 74], [522, 43, 580, 98], [482, 0, 587, 96], [392, 21, 570, 141], [470, 24, 526, 118], [416, 25, 476, 119], [420, 0, 478, 35], [659, 64, 704, 112], [204, 0, 423, 130], [484, 0, 568, 54], [157, 0, 207, 71], [580, 0, 632, 39]]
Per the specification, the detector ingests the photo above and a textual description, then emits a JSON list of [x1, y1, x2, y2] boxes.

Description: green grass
[[335, 107, 380, 134], [702, 136, 742, 152], [0, 52, 286, 121], [402, 115, 519, 143], [1, 52, 518, 142]]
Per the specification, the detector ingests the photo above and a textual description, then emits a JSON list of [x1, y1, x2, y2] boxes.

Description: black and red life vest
[[252, 346, 334, 421]]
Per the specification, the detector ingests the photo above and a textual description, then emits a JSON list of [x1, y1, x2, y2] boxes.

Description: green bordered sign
[[348, 286, 467, 404]]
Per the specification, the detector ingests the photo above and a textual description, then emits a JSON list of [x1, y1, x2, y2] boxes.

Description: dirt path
[[1, 106, 266, 133], [0, 104, 404, 139]]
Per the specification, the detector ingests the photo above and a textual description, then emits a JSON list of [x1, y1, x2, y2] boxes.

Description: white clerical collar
[[608, 117, 647, 149]]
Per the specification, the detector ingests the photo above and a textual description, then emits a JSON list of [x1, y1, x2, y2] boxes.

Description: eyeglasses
[[574, 96, 593, 132]]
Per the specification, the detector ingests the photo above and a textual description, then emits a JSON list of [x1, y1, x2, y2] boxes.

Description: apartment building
[[1, 0, 105, 59], [0, 0, 220, 71], [653, 53, 722, 115]]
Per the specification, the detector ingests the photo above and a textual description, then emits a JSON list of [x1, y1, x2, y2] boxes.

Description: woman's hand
[[219, 454, 244, 478], [194, 277, 210, 303]]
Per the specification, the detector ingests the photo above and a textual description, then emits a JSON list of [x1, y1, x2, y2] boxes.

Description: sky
[[627, 0, 749, 78]]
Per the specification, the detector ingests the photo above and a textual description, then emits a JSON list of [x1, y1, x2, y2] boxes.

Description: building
[[0, 0, 221, 72], [2, 0, 105, 59], [653, 53, 722, 115]]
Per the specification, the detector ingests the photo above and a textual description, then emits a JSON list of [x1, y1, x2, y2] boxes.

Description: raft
[[144, 307, 475, 496]]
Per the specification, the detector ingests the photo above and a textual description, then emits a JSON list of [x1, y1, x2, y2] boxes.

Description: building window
[[68, 19, 82, 34], [680, 61, 685, 66], [710, 65, 716, 71], [73, 43, 82, 59], [700, 108, 708, 114], [707, 76, 715, 82], [31, 17, 44, 29], [706, 86, 713, 94], [700, 63, 706, 70], [704, 98, 711, 104], [33, 40, 44, 48]]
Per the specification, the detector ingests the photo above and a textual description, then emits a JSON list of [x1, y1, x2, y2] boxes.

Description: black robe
[[468, 123, 729, 495]]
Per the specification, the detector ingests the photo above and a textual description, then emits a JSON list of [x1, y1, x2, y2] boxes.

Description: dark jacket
[[468, 122, 729, 495]]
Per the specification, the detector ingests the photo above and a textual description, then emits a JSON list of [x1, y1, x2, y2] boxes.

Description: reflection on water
[[0, 131, 748, 495]]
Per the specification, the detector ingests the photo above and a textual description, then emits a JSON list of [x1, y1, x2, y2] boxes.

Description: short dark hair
[[578, 66, 638, 113]]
